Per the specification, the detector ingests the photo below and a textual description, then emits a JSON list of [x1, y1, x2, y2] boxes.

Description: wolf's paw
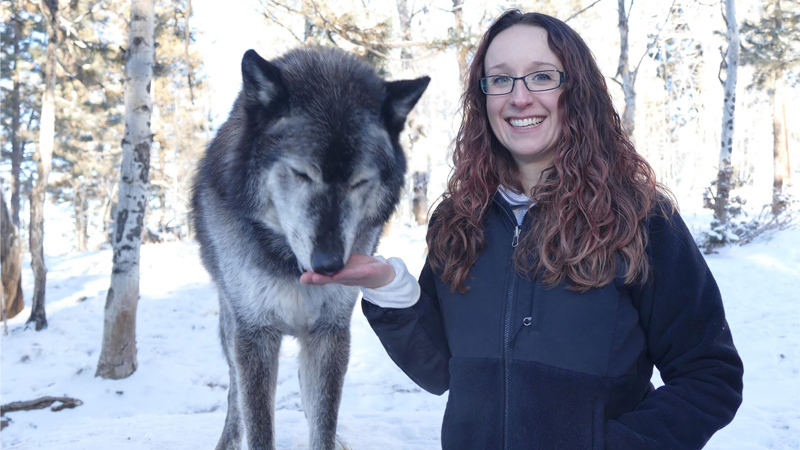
[[335, 435, 352, 450]]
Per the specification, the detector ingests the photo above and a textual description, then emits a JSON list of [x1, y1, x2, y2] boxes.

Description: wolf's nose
[[311, 252, 344, 276]]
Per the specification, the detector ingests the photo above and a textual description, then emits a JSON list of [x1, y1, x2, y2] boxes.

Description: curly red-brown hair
[[428, 10, 674, 293]]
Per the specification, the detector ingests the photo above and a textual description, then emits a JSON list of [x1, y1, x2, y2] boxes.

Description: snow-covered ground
[[1, 209, 799, 449]]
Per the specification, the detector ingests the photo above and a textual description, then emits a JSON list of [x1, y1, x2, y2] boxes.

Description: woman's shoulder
[[645, 191, 680, 228], [644, 193, 699, 254]]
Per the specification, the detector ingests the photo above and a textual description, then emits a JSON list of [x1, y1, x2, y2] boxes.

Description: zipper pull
[[512, 226, 520, 247]]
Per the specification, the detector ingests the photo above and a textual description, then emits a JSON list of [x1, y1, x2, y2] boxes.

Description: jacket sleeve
[[361, 258, 451, 395], [605, 210, 744, 450]]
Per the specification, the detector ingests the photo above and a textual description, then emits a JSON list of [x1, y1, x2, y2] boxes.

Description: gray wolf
[[191, 47, 429, 450]]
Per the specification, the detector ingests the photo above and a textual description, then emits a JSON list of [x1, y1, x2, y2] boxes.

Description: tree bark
[[96, 0, 155, 380], [616, 0, 636, 142], [452, 0, 468, 87], [26, 0, 59, 332], [183, 0, 194, 104], [771, 69, 789, 215], [74, 180, 88, 252], [714, 0, 740, 225], [1, 189, 25, 320], [396, 0, 428, 225], [396, 0, 412, 70]]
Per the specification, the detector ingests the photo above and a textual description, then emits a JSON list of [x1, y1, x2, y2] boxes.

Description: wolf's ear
[[241, 49, 287, 107], [383, 76, 430, 132]]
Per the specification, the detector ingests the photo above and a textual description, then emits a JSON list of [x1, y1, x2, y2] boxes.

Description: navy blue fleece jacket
[[362, 196, 743, 450]]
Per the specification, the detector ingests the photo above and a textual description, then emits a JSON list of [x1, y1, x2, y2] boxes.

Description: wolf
[[191, 47, 429, 450]]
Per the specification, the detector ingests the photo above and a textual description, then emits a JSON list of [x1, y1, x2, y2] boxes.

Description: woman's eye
[[531, 72, 554, 82], [290, 168, 312, 183], [492, 76, 512, 85]]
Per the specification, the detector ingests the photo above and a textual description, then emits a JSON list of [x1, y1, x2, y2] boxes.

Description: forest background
[[1, 0, 798, 262]]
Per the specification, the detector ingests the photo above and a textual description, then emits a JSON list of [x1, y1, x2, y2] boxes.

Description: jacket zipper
[[493, 199, 520, 450]]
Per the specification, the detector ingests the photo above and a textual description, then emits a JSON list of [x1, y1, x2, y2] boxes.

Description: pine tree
[[740, 0, 800, 214], [0, 0, 43, 230]]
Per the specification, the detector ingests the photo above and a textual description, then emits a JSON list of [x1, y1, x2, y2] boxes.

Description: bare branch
[[565, 0, 605, 23], [632, 0, 677, 83], [261, 11, 305, 44]]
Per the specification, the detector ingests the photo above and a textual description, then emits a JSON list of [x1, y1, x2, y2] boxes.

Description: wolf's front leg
[[298, 325, 351, 450], [235, 326, 283, 450], [217, 304, 243, 450]]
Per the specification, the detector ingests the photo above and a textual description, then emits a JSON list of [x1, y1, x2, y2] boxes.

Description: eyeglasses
[[480, 70, 567, 95]]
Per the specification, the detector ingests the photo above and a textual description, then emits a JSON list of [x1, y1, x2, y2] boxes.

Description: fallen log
[[1, 396, 83, 415]]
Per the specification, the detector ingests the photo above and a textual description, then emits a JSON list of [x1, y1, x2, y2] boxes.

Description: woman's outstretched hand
[[299, 254, 396, 289]]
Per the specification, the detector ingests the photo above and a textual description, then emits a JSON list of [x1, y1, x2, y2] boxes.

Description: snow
[[2, 211, 799, 449]]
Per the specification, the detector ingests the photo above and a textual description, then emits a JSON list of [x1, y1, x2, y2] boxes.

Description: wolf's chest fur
[[212, 230, 359, 334]]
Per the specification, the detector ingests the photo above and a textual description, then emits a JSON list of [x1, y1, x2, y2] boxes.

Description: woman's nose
[[509, 80, 535, 107]]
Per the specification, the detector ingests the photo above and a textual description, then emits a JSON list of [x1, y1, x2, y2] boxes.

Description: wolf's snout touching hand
[[310, 251, 345, 276], [300, 254, 396, 289]]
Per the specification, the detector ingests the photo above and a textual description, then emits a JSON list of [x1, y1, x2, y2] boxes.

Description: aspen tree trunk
[[616, 0, 636, 143], [771, 69, 789, 215], [184, 0, 194, 104], [396, 0, 428, 224], [452, 0, 468, 87], [26, 0, 59, 331], [74, 180, 88, 252], [782, 100, 791, 187], [714, 0, 739, 225], [96, 0, 155, 379]]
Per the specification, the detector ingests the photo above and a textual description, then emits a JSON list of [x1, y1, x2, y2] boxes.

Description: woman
[[301, 10, 743, 450]]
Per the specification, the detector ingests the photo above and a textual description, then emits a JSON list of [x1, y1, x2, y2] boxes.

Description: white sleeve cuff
[[360, 256, 420, 309]]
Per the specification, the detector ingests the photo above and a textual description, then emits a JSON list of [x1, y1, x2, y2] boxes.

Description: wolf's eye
[[351, 179, 369, 190], [290, 168, 313, 183]]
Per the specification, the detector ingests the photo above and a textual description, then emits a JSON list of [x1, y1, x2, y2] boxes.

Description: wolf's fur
[[191, 47, 429, 450]]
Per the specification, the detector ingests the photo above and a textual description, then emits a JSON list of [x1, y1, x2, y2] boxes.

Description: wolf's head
[[212, 48, 428, 276]]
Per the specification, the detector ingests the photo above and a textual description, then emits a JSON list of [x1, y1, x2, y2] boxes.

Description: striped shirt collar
[[497, 185, 533, 207]]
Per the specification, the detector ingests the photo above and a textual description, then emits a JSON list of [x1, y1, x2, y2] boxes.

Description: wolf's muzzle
[[311, 251, 344, 276]]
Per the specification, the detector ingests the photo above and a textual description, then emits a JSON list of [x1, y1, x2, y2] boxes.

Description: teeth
[[509, 117, 544, 128]]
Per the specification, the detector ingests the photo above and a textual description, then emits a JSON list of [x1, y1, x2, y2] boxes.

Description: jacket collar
[[495, 186, 534, 226]]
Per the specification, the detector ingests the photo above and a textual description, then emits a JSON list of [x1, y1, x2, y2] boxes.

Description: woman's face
[[484, 25, 564, 175]]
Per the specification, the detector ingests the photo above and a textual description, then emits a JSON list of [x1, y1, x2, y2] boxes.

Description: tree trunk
[[396, 0, 428, 225], [714, 0, 740, 225], [96, 0, 155, 380], [412, 171, 429, 225], [183, 0, 194, 104], [74, 180, 88, 252], [26, 0, 59, 332], [396, 0, 413, 71], [771, 69, 789, 215], [616, 0, 636, 143], [1, 189, 25, 320], [452, 0, 468, 87], [10, 5, 23, 228], [782, 99, 791, 187]]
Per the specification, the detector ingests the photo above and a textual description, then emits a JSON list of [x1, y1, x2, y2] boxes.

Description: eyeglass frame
[[480, 70, 567, 95]]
